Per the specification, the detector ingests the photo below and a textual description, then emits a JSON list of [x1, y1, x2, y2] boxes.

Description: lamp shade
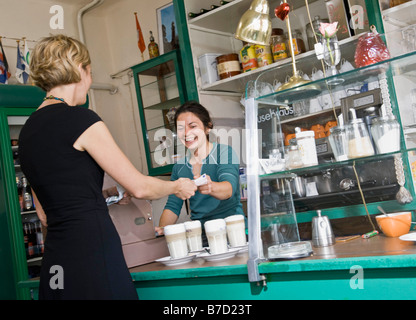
[[235, 0, 272, 46]]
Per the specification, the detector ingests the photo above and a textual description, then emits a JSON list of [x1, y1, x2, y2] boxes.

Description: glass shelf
[[258, 149, 415, 179], [255, 51, 416, 105]]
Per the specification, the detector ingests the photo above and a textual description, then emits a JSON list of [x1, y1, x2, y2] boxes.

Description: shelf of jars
[[187, 0, 363, 94], [254, 50, 416, 105]]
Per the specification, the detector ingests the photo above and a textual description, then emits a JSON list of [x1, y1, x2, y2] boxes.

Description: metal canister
[[254, 44, 273, 67], [216, 53, 241, 79]]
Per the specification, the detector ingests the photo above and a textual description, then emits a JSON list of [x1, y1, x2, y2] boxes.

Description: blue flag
[[16, 43, 29, 84]]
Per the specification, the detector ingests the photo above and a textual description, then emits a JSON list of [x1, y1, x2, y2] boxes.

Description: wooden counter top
[[130, 233, 416, 282]]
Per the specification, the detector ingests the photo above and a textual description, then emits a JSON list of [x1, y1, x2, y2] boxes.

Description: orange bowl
[[375, 212, 412, 237]]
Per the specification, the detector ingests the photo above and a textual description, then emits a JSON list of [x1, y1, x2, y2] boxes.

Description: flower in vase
[[318, 22, 339, 66], [319, 22, 339, 39]]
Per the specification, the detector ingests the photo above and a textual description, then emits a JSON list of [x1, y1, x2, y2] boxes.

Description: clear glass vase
[[321, 36, 344, 85]]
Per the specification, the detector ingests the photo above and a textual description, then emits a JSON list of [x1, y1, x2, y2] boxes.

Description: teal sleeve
[[217, 145, 240, 195]]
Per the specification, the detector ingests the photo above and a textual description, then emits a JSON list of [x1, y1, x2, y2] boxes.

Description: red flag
[[134, 12, 146, 54]]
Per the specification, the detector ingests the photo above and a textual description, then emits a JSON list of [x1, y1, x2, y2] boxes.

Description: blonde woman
[[18, 34, 196, 300]]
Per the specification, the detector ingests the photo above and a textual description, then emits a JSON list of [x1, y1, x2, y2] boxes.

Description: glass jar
[[370, 115, 400, 154], [286, 29, 306, 56], [285, 144, 303, 169], [346, 112, 375, 159], [216, 53, 241, 79], [295, 128, 318, 167], [270, 28, 288, 62]]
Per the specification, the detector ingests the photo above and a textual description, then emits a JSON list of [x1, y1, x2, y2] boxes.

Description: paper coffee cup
[[204, 219, 228, 254], [184, 220, 203, 252], [164, 223, 188, 259], [225, 215, 246, 247]]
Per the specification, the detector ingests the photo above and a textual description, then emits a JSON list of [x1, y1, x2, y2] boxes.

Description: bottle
[[22, 177, 34, 211], [35, 221, 44, 256], [148, 31, 159, 59], [16, 176, 23, 211], [23, 223, 29, 258], [188, 12, 202, 18]]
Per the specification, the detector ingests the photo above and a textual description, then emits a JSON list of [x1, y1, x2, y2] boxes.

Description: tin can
[[254, 45, 273, 67], [239, 44, 258, 72], [216, 54, 241, 80]]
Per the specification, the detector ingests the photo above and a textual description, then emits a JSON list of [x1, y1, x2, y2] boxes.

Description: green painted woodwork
[[173, 0, 199, 102], [131, 50, 186, 176], [20, 251, 416, 300]]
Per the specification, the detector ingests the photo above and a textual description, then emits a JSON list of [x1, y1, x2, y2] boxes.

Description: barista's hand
[[194, 174, 212, 195], [175, 178, 197, 200]]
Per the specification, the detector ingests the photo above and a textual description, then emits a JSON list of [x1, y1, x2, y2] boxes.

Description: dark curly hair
[[174, 101, 214, 138]]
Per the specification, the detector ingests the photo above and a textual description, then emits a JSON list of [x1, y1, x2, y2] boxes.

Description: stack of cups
[[164, 224, 188, 259], [184, 220, 203, 252], [225, 215, 247, 248]]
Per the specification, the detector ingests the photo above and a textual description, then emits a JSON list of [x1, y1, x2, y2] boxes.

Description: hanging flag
[[0, 38, 11, 84], [23, 39, 30, 76], [134, 12, 146, 61], [16, 41, 29, 84]]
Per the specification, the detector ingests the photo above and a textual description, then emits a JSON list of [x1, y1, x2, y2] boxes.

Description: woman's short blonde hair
[[30, 34, 91, 92]]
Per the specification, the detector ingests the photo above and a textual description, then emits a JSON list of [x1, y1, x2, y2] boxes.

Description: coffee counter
[[130, 235, 416, 300], [18, 234, 416, 299]]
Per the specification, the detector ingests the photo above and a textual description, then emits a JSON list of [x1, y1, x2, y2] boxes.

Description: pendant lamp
[[235, 0, 272, 46]]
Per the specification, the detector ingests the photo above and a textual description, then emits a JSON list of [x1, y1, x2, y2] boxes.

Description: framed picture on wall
[[156, 3, 179, 54]]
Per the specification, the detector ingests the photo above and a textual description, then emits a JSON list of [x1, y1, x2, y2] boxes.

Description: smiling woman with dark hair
[[155, 101, 244, 243]]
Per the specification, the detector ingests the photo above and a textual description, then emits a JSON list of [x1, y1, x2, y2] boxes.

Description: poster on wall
[[157, 3, 179, 54]]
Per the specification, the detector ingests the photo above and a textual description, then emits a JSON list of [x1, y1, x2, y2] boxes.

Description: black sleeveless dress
[[19, 103, 138, 300]]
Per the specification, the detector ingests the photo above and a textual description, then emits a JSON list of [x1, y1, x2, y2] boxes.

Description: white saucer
[[155, 254, 196, 266], [197, 247, 240, 261], [231, 243, 248, 254], [399, 232, 416, 242]]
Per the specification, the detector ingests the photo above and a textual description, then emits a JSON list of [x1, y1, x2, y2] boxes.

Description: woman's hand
[[175, 178, 197, 200], [195, 174, 212, 195], [194, 174, 233, 200]]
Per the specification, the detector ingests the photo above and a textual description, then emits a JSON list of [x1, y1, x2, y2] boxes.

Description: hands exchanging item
[[193, 173, 212, 194], [173, 174, 213, 200]]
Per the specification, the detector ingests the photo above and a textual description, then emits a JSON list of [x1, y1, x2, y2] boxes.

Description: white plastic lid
[[204, 219, 226, 232], [164, 223, 186, 235]]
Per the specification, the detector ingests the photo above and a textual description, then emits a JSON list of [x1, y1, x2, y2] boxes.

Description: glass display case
[[132, 50, 187, 176], [244, 30, 416, 282]]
